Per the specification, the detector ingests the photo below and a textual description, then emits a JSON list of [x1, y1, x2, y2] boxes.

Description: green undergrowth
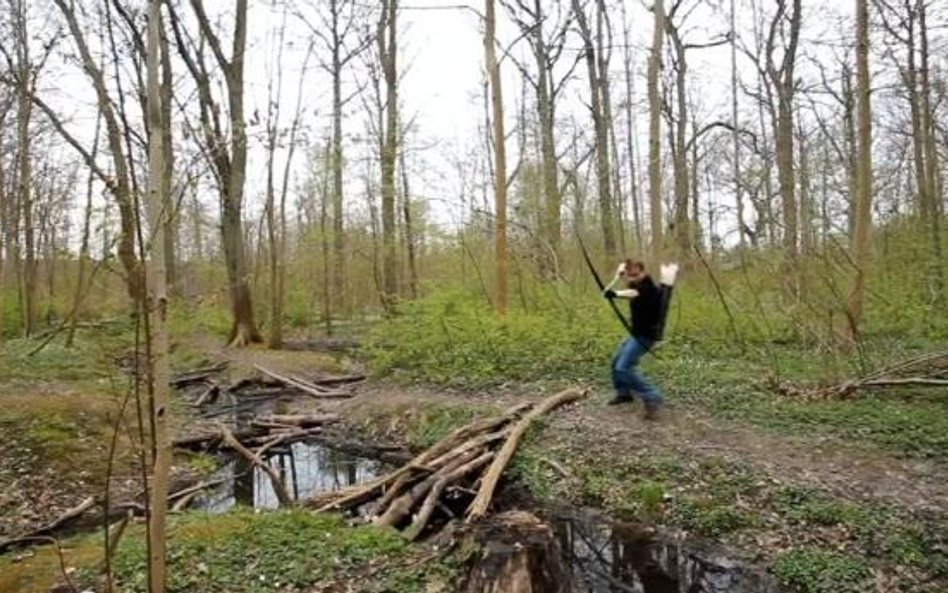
[[109, 509, 459, 593], [513, 436, 948, 592], [366, 289, 948, 459], [1, 509, 462, 593]]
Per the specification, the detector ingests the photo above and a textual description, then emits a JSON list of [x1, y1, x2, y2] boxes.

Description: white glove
[[614, 263, 627, 278], [660, 263, 679, 286]]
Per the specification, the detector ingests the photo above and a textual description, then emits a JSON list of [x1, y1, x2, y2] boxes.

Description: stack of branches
[[172, 361, 362, 409], [308, 387, 587, 540], [762, 349, 948, 400]]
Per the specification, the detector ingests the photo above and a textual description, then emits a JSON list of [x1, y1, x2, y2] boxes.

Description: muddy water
[[554, 511, 780, 593], [194, 442, 383, 511]]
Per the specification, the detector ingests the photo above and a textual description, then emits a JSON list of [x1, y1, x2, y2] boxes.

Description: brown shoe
[[643, 403, 663, 421]]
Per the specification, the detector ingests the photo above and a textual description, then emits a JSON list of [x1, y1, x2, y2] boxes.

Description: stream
[[187, 438, 778, 592]]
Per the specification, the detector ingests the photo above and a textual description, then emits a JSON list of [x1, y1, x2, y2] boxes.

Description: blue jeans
[[611, 337, 662, 405]]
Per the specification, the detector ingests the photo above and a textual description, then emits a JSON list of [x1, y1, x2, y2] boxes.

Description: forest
[[0, 0, 946, 592]]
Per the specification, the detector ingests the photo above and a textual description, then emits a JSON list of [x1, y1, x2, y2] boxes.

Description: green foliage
[[366, 288, 617, 388], [772, 548, 872, 593], [111, 508, 457, 593]]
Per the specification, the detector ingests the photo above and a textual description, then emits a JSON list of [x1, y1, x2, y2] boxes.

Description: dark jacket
[[628, 275, 661, 341]]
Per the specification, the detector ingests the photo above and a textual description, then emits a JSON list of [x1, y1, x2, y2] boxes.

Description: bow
[[576, 232, 633, 335]]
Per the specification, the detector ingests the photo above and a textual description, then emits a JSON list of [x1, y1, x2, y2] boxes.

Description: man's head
[[623, 259, 646, 282]]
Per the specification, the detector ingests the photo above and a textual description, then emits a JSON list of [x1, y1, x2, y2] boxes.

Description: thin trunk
[[847, 0, 872, 338], [668, 24, 690, 258], [399, 149, 418, 299], [621, 3, 643, 251], [379, 0, 398, 313], [731, 0, 746, 249], [12, 0, 36, 336], [330, 0, 346, 324], [485, 0, 508, 314], [160, 19, 176, 296], [66, 114, 102, 348], [574, 0, 615, 258], [918, 0, 943, 298], [144, 5, 171, 593], [647, 0, 666, 265]]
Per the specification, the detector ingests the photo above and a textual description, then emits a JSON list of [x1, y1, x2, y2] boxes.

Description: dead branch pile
[[308, 387, 587, 540], [762, 349, 948, 400], [172, 361, 363, 409]]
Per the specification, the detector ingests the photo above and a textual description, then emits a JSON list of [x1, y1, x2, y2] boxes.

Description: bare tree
[[379, 0, 399, 312], [647, 0, 666, 265], [572, 0, 616, 258], [168, 0, 262, 345], [297, 0, 372, 326], [846, 0, 873, 338], [485, 0, 508, 314]]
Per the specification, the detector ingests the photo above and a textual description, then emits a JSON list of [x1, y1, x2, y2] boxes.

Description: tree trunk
[[730, 0, 746, 249], [647, 0, 666, 266], [667, 23, 690, 258], [918, 0, 943, 299], [144, 4, 172, 592], [485, 0, 508, 315], [12, 0, 36, 337], [847, 0, 873, 339], [380, 0, 399, 313], [573, 0, 615, 259], [621, 3, 643, 251], [399, 149, 418, 299], [330, 0, 346, 325]]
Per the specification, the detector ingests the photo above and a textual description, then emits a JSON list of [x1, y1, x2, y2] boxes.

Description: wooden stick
[[369, 402, 532, 514], [168, 477, 227, 502], [218, 423, 293, 505], [404, 451, 495, 541], [254, 365, 353, 398], [466, 388, 587, 520], [376, 449, 482, 527]]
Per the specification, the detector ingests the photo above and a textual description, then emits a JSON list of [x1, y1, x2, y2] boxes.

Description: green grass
[[773, 548, 873, 593], [107, 509, 457, 593]]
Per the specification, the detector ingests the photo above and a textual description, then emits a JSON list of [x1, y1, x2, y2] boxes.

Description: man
[[603, 259, 665, 419]]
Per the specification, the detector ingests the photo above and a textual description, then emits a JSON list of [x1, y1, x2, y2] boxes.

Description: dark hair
[[625, 258, 645, 273]]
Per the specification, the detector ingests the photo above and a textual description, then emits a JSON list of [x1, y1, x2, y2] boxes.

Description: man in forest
[[603, 259, 672, 420]]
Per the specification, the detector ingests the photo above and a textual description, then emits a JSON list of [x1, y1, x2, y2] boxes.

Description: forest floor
[[1, 331, 947, 592]]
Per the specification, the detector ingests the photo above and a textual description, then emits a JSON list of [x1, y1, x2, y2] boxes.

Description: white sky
[[21, 0, 947, 255]]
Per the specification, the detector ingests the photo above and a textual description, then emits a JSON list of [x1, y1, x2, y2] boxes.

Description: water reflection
[[194, 441, 382, 512], [554, 512, 778, 593]]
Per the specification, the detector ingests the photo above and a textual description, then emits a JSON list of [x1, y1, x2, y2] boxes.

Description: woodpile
[[172, 361, 363, 409], [763, 349, 948, 400], [309, 387, 588, 540]]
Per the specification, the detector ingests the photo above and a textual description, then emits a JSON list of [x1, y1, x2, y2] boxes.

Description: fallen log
[[171, 362, 228, 387], [0, 496, 96, 554], [254, 413, 340, 428], [219, 423, 293, 505], [403, 451, 495, 540], [467, 387, 587, 520], [254, 365, 353, 398]]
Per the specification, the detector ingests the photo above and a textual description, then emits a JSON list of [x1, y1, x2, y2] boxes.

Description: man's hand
[[660, 263, 679, 286], [614, 263, 627, 278], [604, 289, 617, 299]]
